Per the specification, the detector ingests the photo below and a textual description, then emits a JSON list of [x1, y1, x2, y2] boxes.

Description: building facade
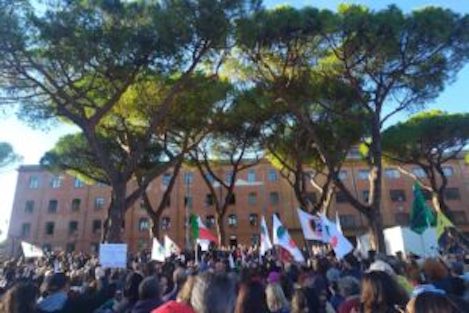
[[7, 156, 469, 254]]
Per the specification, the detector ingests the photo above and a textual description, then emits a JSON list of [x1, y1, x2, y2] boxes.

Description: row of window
[[336, 187, 461, 204], [29, 176, 89, 189], [24, 197, 106, 214], [337, 166, 455, 181]]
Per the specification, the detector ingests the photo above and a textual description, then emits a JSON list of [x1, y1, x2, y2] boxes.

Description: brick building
[[7, 155, 469, 254]]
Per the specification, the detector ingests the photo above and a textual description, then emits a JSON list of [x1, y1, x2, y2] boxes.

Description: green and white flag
[[272, 214, 304, 262], [260, 216, 273, 255], [21, 241, 44, 258], [151, 238, 165, 262]]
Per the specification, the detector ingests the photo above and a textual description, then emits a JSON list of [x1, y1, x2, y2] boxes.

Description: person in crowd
[[114, 272, 144, 313], [406, 292, 461, 313], [360, 271, 408, 313], [235, 280, 269, 313], [152, 275, 196, 313], [162, 267, 187, 302], [190, 272, 236, 313], [131, 277, 162, 313], [266, 283, 290, 313], [336, 276, 360, 313], [0, 282, 38, 313], [37, 272, 69, 313], [422, 258, 458, 295]]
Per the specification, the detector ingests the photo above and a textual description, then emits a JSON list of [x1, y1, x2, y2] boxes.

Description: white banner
[[21, 241, 44, 258]]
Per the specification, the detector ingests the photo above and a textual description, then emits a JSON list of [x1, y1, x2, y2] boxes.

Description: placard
[[99, 244, 127, 268]]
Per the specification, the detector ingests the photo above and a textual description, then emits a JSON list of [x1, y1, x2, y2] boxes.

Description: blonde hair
[[266, 283, 289, 313]]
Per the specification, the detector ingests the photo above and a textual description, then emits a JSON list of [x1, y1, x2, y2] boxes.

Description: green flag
[[409, 183, 436, 234]]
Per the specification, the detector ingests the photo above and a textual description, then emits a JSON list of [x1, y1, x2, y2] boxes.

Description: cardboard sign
[[99, 244, 127, 268]]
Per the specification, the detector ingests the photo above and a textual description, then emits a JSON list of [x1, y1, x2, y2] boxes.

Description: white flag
[[164, 235, 180, 258], [151, 238, 166, 262], [336, 211, 343, 234], [21, 241, 44, 258], [260, 216, 273, 255], [197, 239, 211, 252], [272, 215, 305, 263], [320, 215, 353, 259], [228, 253, 235, 269], [297, 208, 328, 242]]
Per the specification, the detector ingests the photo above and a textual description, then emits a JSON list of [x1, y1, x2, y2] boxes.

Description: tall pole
[[185, 176, 192, 250]]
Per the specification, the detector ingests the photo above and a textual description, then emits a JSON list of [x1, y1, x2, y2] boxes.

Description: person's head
[[422, 259, 448, 282], [46, 272, 68, 293], [124, 272, 144, 302], [406, 292, 459, 313], [138, 277, 161, 301], [215, 261, 226, 273], [235, 281, 268, 313], [360, 271, 408, 313], [177, 275, 196, 304], [291, 288, 308, 313], [338, 276, 360, 298], [159, 275, 168, 295], [173, 267, 188, 288], [191, 272, 236, 313], [266, 283, 289, 313], [1, 283, 38, 313]]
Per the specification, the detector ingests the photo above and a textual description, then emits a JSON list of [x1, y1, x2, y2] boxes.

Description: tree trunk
[[150, 208, 164, 239], [105, 183, 127, 243], [432, 191, 450, 215], [368, 117, 386, 253], [215, 212, 226, 246]]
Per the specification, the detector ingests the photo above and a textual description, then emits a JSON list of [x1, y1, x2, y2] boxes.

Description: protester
[[0, 282, 38, 313], [266, 283, 290, 313], [360, 271, 408, 313], [190, 272, 236, 313], [406, 292, 461, 313], [37, 272, 69, 313], [235, 280, 268, 313]]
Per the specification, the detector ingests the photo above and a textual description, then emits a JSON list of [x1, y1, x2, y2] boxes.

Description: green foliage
[[0, 142, 21, 168], [382, 111, 469, 162]]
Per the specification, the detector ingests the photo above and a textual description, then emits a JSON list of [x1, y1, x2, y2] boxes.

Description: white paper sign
[[99, 244, 127, 268]]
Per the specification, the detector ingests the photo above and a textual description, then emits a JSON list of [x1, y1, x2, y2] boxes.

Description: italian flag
[[190, 214, 218, 244]]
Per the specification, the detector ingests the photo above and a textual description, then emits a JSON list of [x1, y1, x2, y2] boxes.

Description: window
[[74, 178, 84, 188], [138, 218, 149, 231], [305, 192, 317, 205], [251, 234, 260, 246], [206, 215, 215, 228], [395, 213, 410, 225], [45, 222, 55, 235], [228, 214, 238, 227], [50, 176, 63, 188], [225, 171, 233, 183], [227, 193, 236, 205], [48, 199, 58, 213], [162, 173, 172, 186], [184, 172, 194, 185], [249, 213, 258, 226], [29, 176, 39, 189], [270, 192, 279, 205], [161, 217, 171, 230], [268, 169, 278, 182], [96, 182, 107, 187], [205, 194, 215, 206], [339, 215, 356, 229], [336, 191, 348, 203], [347, 147, 361, 159], [25, 200, 34, 213], [66, 243, 75, 253], [358, 169, 369, 180], [362, 190, 370, 203], [68, 221, 78, 235], [95, 197, 105, 210], [390, 189, 406, 202], [447, 211, 467, 225], [184, 196, 193, 208], [338, 170, 348, 180], [442, 166, 454, 177], [248, 192, 257, 205], [384, 168, 400, 179], [21, 223, 31, 237], [90, 243, 99, 253], [412, 168, 426, 178], [204, 173, 215, 184], [247, 170, 256, 183], [71, 198, 81, 212], [92, 220, 102, 234], [445, 188, 461, 200]]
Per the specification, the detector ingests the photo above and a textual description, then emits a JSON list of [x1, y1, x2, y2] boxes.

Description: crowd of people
[[0, 246, 468, 313]]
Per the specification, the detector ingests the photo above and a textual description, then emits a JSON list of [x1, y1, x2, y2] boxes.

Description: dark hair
[[191, 272, 236, 313], [291, 287, 320, 313], [139, 277, 161, 301], [2, 283, 38, 313], [124, 272, 144, 304], [407, 292, 460, 313], [235, 281, 268, 313], [360, 271, 408, 313]]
